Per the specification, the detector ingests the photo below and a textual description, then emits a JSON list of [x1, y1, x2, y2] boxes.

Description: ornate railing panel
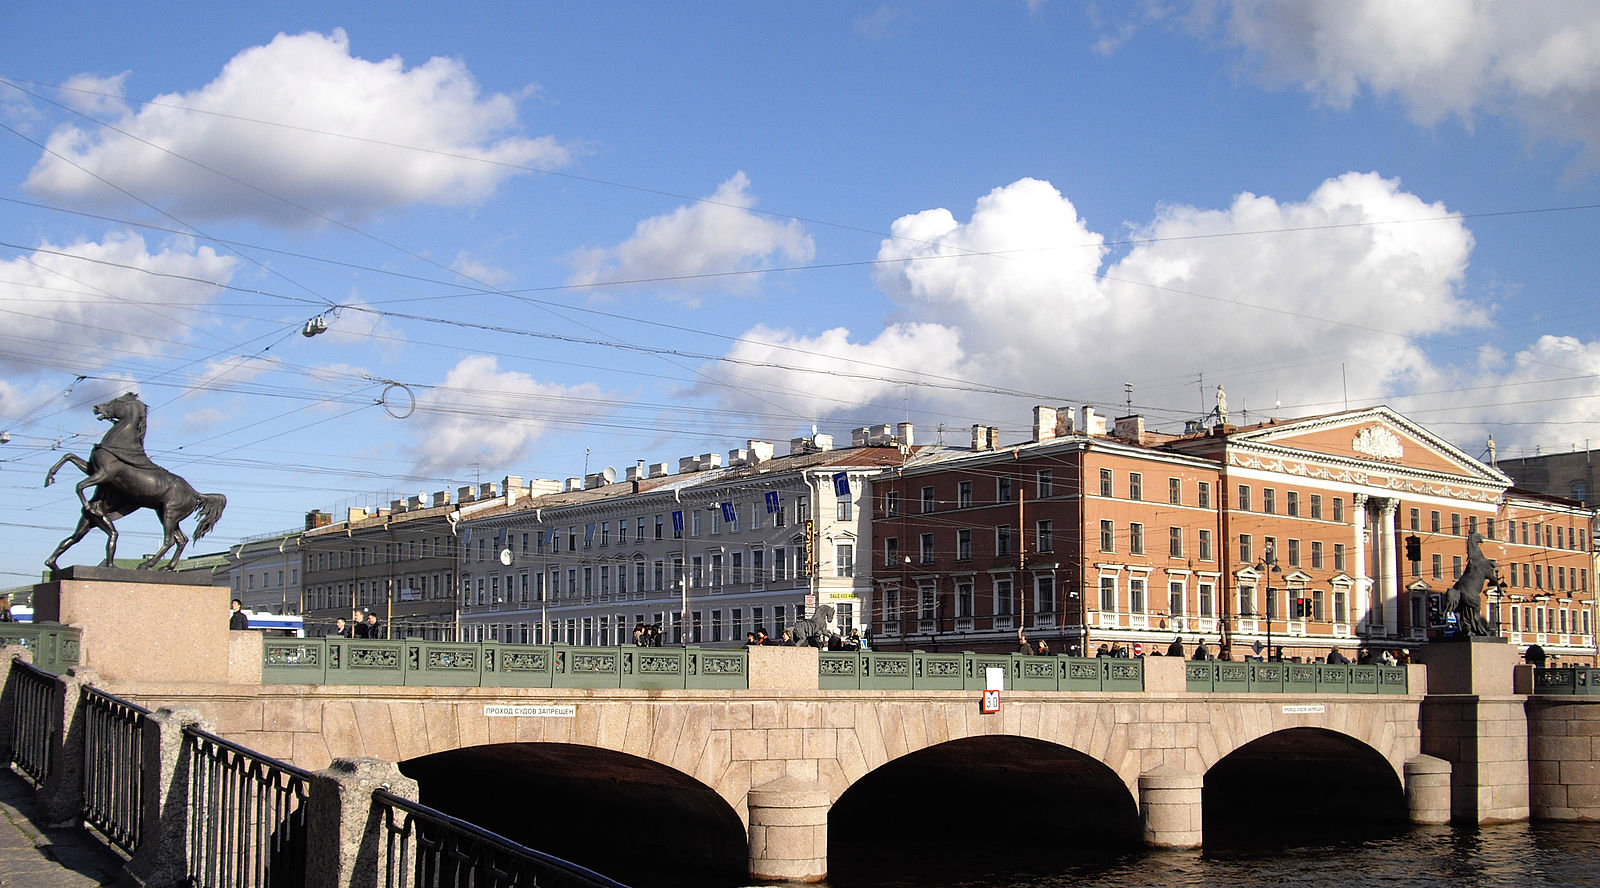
[[823, 652, 1147, 692], [373, 788, 630, 888], [0, 623, 82, 675], [1533, 667, 1600, 696], [7, 658, 57, 784], [81, 685, 149, 853], [185, 726, 311, 888], [1185, 662, 1408, 694]]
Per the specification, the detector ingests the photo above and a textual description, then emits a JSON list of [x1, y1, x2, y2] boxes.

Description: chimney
[[432, 491, 451, 508], [626, 461, 645, 482], [565, 477, 582, 492], [390, 499, 405, 514], [458, 486, 476, 504], [649, 462, 669, 478], [813, 434, 833, 451], [972, 424, 987, 451], [852, 427, 870, 447], [305, 510, 331, 530], [896, 422, 914, 447], [1113, 415, 1147, 445], [679, 456, 700, 474], [407, 495, 425, 510], [347, 507, 368, 524], [1055, 408, 1075, 437], [699, 453, 722, 471], [1033, 406, 1057, 443], [728, 448, 749, 466], [1082, 407, 1107, 436]]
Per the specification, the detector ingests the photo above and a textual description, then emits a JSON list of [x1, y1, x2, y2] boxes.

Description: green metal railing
[[1184, 661, 1409, 694], [0, 622, 81, 674], [1532, 667, 1600, 696], [819, 651, 1146, 692], [262, 639, 747, 690]]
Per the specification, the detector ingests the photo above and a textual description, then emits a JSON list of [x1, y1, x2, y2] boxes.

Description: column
[[1404, 755, 1451, 824], [1352, 494, 1370, 632], [1379, 499, 1400, 635], [747, 777, 830, 882], [1139, 765, 1203, 848]]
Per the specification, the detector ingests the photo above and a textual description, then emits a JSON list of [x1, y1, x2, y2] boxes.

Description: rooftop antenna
[[1124, 381, 1133, 415]]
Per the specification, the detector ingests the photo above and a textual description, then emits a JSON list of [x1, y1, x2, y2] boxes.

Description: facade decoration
[[1352, 425, 1405, 460]]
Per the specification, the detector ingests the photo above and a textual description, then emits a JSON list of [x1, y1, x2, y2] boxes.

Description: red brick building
[[869, 405, 1596, 664]]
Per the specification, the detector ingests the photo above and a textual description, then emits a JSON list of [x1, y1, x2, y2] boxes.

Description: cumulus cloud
[[0, 231, 236, 376], [451, 252, 513, 288], [568, 172, 814, 295], [25, 29, 568, 224], [1185, 0, 1600, 154], [407, 355, 610, 475], [706, 174, 1495, 436]]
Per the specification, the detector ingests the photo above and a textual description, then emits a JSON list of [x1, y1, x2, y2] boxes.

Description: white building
[[223, 529, 303, 614]]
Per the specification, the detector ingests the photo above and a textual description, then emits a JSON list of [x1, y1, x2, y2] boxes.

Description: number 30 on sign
[[980, 690, 1000, 714]]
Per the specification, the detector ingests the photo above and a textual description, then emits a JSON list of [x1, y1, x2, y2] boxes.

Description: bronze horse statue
[[1443, 531, 1497, 637], [44, 392, 226, 573]]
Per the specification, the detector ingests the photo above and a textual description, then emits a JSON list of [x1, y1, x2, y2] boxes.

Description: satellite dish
[[602, 466, 617, 484], [499, 548, 514, 566], [419, 491, 429, 506]]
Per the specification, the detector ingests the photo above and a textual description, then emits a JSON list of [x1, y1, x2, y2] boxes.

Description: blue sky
[[2, 2, 1599, 582]]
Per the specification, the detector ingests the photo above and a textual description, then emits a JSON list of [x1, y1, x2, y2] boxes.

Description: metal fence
[[80, 685, 150, 853], [1185, 660, 1409, 694], [819, 650, 1148, 691], [1532, 667, 1600, 695], [7, 658, 57, 784], [263, 639, 748, 690], [373, 788, 630, 888], [185, 725, 311, 888], [0, 623, 81, 675]]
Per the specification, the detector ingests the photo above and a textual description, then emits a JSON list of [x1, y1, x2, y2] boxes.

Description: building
[[870, 403, 1596, 664], [1499, 449, 1599, 508], [456, 429, 914, 646], [221, 530, 303, 615]]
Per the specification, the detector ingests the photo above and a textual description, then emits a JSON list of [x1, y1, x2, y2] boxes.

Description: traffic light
[[1405, 535, 1422, 562], [1427, 592, 1443, 627]]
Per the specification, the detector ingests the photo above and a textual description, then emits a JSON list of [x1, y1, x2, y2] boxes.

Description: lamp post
[[1255, 544, 1282, 660]]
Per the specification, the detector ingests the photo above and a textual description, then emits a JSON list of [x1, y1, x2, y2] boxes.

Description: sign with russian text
[[1282, 704, 1326, 714], [484, 704, 577, 718]]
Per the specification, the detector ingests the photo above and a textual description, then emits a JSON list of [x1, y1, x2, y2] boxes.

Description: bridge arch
[[399, 741, 747, 883]]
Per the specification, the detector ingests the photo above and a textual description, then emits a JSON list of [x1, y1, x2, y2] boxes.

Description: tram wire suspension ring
[[378, 381, 416, 419]]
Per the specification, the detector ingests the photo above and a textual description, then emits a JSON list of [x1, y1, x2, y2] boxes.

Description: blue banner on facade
[[833, 472, 850, 497], [720, 501, 736, 524], [672, 510, 684, 533], [547, 527, 558, 550], [765, 491, 780, 514], [585, 523, 595, 545]]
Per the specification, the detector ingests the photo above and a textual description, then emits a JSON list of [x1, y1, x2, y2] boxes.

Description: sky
[[2, 1, 1599, 583]]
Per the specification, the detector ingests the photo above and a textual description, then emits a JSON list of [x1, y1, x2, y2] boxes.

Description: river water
[[796, 822, 1600, 888]]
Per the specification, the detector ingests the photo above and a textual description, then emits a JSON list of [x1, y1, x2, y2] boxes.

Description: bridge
[[6, 575, 1600, 886]]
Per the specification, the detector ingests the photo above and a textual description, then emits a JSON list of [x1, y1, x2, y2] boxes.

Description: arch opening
[[1203, 727, 1407, 852], [829, 736, 1141, 884], [401, 742, 746, 886]]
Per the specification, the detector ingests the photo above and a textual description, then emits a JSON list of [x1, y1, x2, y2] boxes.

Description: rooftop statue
[[44, 392, 227, 574], [1444, 531, 1497, 637]]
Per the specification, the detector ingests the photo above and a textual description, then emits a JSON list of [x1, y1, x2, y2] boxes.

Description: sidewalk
[[0, 766, 127, 887]]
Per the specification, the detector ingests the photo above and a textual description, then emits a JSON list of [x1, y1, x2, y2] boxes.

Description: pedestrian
[[1326, 647, 1349, 665], [1036, 640, 1050, 656], [0, 594, 13, 622], [333, 618, 348, 638], [365, 612, 381, 639], [1017, 630, 1033, 655], [1166, 635, 1184, 657], [352, 610, 371, 638], [744, 631, 759, 647], [229, 598, 249, 631], [1398, 648, 1412, 665], [1191, 640, 1210, 661], [1380, 649, 1397, 666]]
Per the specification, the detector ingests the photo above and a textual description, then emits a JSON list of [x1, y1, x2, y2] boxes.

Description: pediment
[[1230, 407, 1508, 485]]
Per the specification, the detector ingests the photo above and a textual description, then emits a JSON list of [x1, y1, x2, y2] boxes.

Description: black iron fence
[[373, 788, 630, 888], [80, 685, 149, 854], [184, 725, 311, 888], [8, 658, 57, 785]]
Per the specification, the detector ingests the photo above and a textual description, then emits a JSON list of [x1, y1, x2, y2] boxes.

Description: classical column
[[1379, 499, 1400, 634], [747, 777, 830, 882], [1352, 494, 1370, 632]]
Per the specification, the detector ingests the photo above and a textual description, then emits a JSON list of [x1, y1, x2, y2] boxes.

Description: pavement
[[0, 766, 127, 887]]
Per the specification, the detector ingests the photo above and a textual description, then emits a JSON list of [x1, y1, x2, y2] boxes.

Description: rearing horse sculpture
[[44, 392, 227, 573], [1443, 531, 1497, 637]]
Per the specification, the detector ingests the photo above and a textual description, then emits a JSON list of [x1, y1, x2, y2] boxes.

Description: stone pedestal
[[1404, 755, 1452, 824], [747, 777, 829, 883], [1139, 765, 1203, 848], [33, 568, 230, 683], [1415, 637, 1528, 824]]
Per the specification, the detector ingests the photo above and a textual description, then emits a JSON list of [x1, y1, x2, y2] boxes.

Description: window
[[1037, 469, 1054, 498], [1451, 513, 1461, 536], [957, 529, 972, 561], [1238, 485, 1251, 511], [1036, 519, 1054, 553], [1197, 482, 1211, 509], [921, 486, 936, 513], [1432, 554, 1442, 580], [835, 544, 854, 578], [1198, 528, 1213, 561], [996, 525, 1012, 557], [1169, 477, 1182, 505], [956, 580, 974, 618], [994, 577, 1013, 616], [655, 515, 664, 541], [885, 491, 899, 517], [1410, 508, 1421, 532], [1311, 541, 1324, 569], [1099, 469, 1113, 497], [1334, 543, 1346, 571], [1487, 518, 1496, 540], [1168, 526, 1183, 558], [920, 534, 935, 565], [997, 477, 1012, 503], [1169, 581, 1185, 616], [1129, 523, 1145, 555], [1431, 511, 1441, 533], [1453, 556, 1462, 580], [1034, 575, 1055, 618], [1333, 497, 1344, 523], [774, 548, 789, 579], [1100, 576, 1117, 612], [884, 537, 899, 567], [958, 481, 973, 508], [692, 511, 703, 537], [1129, 578, 1146, 613], [601, 521, 610, 546], [1287, 491, 1299, 517], [1263, 488, 1276, 515], [1287, 538, 1300, 566], [1129, 473, 1143, 501], [1199, 582, 1214, 617], [1100, 520, 1115, 552], [731, 551, 744, 584], [1334, 590, 1347, 624], [1239, 534, 1252, 564], [1310, 495, 1322, 520], [837, 500, 852, 521]]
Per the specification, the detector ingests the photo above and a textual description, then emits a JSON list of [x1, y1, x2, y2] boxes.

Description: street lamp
[[1255, 545, 1282, 660]]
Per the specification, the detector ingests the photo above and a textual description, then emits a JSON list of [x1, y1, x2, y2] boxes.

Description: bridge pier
[[1139, 765, 1202, 849], [747, 777, 829, 883], [1416, 640, 1529, 823], [1403, 754, 1451, 823]]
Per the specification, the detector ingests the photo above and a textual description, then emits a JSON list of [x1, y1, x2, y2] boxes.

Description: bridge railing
[[263, 638, 748, 690], [81, 685, 149, 854], [1532, 667, 1600, 695], [1184, 660, 1408, 694], [0, 622, 81, 675], [7, 658, 57, 784], [184, 724, 311, 888], [373, 788, 631, 888], [819, 651, 1146, 691]]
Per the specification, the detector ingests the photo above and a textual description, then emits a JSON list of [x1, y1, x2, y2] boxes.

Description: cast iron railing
[[0, 623, 82, 674], [185, 725, 311, 888], [373, 788, 630, 888], [80, 685, 149, 853], [8, 658, 57, 784], [1532, 666, 1600, 695]]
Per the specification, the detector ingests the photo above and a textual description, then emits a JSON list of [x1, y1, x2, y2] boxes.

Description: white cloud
[[0, 231, 236, 376], [407, 355, 610, 475], [59, 72, 132, 117], [451, 252, 513, 288], [568, 172, 815, 295], [1190, 0, 1600, 154], [706, 174, 1497, 436], [25, 29, 568, 224]]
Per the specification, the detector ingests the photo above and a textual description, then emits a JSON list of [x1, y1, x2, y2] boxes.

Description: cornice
[[1226, 449, 1504, 504]]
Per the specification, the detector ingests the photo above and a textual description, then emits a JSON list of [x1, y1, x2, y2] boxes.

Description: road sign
[[980, 690, 1000, 714]]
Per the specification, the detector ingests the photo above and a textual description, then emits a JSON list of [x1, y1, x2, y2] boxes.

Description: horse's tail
[[194, 493, 227, 541]]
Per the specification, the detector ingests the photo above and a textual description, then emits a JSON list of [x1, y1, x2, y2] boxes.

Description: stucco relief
[[1227, 453, 1499, 504], [1352, 426, 1405, 460]]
